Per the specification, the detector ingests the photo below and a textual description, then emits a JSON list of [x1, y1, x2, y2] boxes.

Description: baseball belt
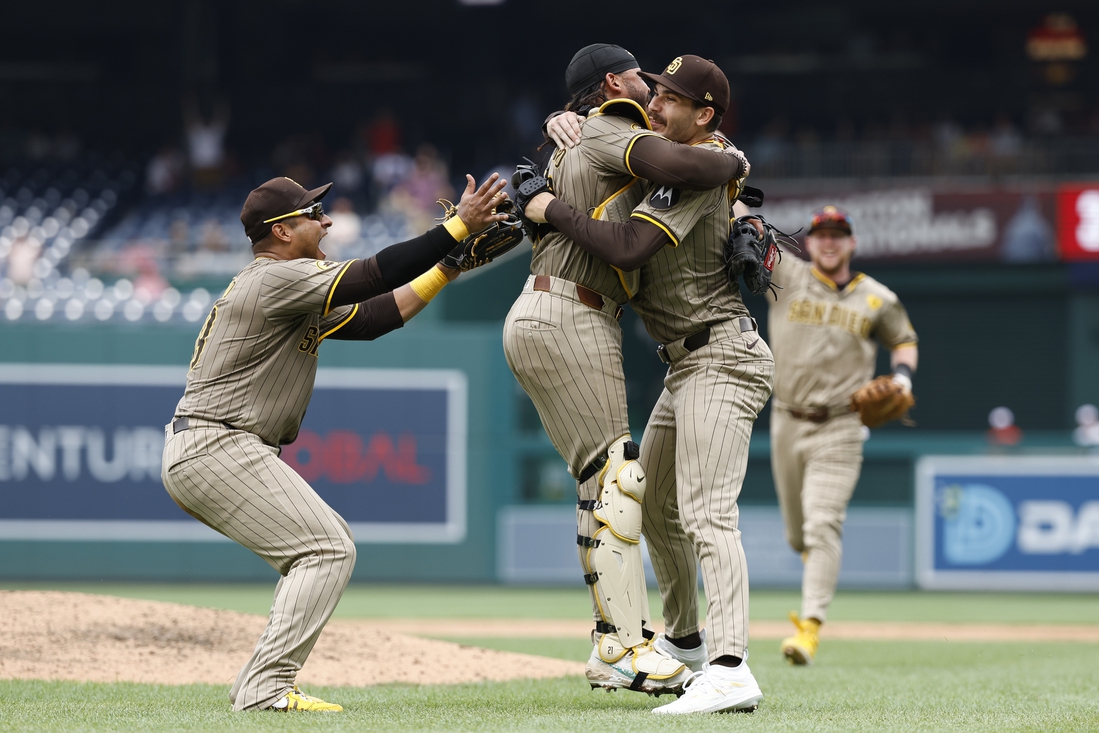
[[772, 400, 853, 424], [656, 316, 757, 365], [526, 275, 624, 321], [172, 416, 237, 433]]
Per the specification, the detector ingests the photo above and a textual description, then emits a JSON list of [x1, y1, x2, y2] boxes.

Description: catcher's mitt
[[850, 375, 916, 428], [438, 198, 526, 272], [724, 214, 795, 298], [512, 159, 555, 244]]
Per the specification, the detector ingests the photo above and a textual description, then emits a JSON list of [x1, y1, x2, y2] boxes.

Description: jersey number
[[298, 326, 321, 357], [188, 279, 235, 371], [188, 306, 219, 371]]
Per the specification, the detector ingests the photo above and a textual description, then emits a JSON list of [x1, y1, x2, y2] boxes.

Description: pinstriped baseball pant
[[162, 424, 356, 711], [770, 410, 863, 623], [503, 283, 630, 476], [503, 283, 632, 626], [640, 330, 774, 661]]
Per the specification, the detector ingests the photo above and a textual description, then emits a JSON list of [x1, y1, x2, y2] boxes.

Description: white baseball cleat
[[651, 661, 763, 715], [653, 628, 708, 673]]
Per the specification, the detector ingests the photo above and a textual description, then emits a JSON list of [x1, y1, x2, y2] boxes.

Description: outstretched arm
[[327, 174, 507, 308]]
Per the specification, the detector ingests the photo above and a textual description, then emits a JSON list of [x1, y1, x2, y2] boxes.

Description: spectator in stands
[[364, 109, 402, 156], [168, 218, 191, 256], [184, 96, 230, 189], [199, 219, 231, 252], [989, 113, 1023, 157], [121, 243, 169, 303], [146, 145, 187, 197], [383, 144, 454, 234], [324, 197, 362, 259], [331, 151, 365, 194]]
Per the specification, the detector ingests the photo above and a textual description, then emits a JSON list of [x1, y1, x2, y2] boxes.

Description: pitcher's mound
[[0, 591, 583, 687]]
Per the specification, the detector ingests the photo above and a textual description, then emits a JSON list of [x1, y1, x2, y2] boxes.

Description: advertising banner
[[759, 187, 1059, 263], [916, 456, 1099, 591], [0, 365, 466, 543], [1057, 184, 1099, 261]]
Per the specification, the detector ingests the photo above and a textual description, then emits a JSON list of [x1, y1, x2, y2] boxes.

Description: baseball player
[[523, 55, 772, 715], [502, 43, 749, 696], [768, 205, 918, 665], [161, 173, 508, 712]]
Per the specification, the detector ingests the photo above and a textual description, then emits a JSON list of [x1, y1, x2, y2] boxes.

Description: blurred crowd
[[2, 96, 1099, 324]]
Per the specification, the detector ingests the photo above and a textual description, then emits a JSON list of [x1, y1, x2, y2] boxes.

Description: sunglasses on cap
[[263, 202, 325, 224], [809, 207, 853, 232]]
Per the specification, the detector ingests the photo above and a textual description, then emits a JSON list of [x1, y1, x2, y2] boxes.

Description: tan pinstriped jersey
[[174, 256, 359, 446], [529, 101, 657, 303], [624, 139, 749, 344], [768, 255, 917, 407]]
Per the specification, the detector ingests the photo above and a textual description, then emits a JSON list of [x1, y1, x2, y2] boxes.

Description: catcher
[[763, 205, 918, 665]]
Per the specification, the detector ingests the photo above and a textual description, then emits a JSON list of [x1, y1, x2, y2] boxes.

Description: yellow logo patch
[[705, 92, 713, 101], [867, 294, 882, 310], [315, 260, 339, 270], [666, 57, 682, 74]]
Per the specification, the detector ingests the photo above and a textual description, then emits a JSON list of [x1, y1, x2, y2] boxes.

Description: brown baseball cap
[[241, 177, 333, 245], [808, 205, 854, 235], [639, 55, 730, 116]]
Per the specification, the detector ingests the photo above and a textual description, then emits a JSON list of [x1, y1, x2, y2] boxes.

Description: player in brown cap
[[503, 45, 751, 697], [767, 205, 918, 665], [522, 54, 771, 714], [162, 172, 507, 712]]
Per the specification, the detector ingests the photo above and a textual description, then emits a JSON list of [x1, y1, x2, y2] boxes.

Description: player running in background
[[162, 173, 507, 711], [767, 206, 918, 665]]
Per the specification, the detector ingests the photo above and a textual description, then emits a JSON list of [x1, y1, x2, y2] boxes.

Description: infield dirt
[[3, 591, 1096, 687]]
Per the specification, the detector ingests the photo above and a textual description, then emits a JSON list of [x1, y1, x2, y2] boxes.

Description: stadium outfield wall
[[0, 311, 1094, 589]]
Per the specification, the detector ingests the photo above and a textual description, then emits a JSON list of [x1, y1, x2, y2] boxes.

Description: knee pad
[[593, 436, 646, 542]]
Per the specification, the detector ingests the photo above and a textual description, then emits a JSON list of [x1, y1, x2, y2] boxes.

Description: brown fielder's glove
[[438, 198, 526, 272], [850, 375, 916, 428]]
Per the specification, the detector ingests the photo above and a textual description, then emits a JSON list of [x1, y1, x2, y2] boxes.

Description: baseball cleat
[[585, 635, 692, 696], [651, 661, 763, 715], [780, 612, 820, 665], [653, 628, 709, 673], [269, 686, 343, 712]]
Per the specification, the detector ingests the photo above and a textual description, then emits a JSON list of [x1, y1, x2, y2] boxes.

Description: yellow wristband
[[443, 215, 470, 242], [409, 266, 450, 303]]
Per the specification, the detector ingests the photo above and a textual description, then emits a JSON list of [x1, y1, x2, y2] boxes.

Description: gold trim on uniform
[[631, 212, 679, 247], [810, 268, 866, 292], [891, 340, 919, 350], [319, 303, 360, 343], [594, 98, 653, 129], [622, 132, 659, 178], [324, 260, 356, 317]]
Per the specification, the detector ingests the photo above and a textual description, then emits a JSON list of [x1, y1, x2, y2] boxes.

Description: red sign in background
[[1058, 185, 1099, 262]]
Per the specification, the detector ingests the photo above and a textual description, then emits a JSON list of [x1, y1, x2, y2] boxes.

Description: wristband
[[892, 363, 913, 392], [443, 215, 470, 242], [409, 266, 450, 303]]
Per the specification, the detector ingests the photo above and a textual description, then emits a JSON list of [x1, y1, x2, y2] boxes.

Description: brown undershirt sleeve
[[627, 135, 744, 190], [324, 293, 404, 341], [327, 257, 391, 309], [544, 198, 670, 270]]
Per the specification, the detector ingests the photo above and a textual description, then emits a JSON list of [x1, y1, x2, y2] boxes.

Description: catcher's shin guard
[[579, 436, 649, 649]]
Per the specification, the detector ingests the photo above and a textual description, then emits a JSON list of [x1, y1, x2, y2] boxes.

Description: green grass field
[[3, 584, 1098, 732]]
